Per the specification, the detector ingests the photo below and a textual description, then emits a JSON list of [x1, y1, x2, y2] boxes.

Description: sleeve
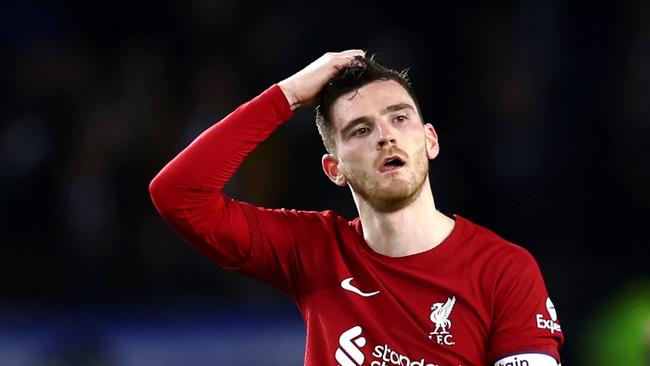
[[486, 246, 564, 364], [149, 84, 326, 297]]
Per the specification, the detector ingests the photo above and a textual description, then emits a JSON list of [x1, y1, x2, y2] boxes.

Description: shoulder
[[454, 215, 540, 272], [284, 207, 351, 227], [237, 202, 352, 232]]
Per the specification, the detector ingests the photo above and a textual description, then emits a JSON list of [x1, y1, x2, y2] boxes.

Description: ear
[[322, 154, 348, 187], [424, 123, 439, 160]]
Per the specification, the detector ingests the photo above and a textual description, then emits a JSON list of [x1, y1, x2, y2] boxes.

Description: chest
[[299, 249, 493, 366]]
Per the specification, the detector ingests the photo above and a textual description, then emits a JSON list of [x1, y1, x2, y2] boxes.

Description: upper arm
[[486, 247, 564, 364], [174, 194, 331, 297]]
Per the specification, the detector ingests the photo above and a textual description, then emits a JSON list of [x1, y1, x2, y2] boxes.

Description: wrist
[[277, 81, 300, 111]]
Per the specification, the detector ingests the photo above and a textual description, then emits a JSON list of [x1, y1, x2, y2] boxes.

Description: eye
[[394, 115, 408, 123], [352, 127, 370, 136]]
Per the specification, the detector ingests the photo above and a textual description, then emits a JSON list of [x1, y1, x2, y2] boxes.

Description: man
[[149, 50, 564, 366]]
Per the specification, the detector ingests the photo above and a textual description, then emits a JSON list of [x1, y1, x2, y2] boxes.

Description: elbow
[[148, 171, 177, 219], [148, 171, 165, 201]]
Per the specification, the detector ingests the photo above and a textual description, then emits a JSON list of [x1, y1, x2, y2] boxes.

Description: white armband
[[494, 353, 559, 366]]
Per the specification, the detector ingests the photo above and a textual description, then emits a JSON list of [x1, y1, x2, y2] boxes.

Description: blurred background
[[1, 0, 649, 365]]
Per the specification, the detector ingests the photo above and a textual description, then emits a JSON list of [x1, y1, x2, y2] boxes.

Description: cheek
[[409, 138, 431, 168], [340, 155, 365, 176], [338, 143, 371, 168]]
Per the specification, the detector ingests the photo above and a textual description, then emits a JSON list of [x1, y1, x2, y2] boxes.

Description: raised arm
[[148, 50, 364, 293]]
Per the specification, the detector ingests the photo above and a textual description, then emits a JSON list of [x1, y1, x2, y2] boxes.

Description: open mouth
[[379, 156, 406, 173]]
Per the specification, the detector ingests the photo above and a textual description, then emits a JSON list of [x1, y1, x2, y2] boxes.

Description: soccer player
[[149, 50, 564, 365]]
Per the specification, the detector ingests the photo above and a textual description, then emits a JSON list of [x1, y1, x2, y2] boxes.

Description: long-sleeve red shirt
[[149, 85, 563, 366]]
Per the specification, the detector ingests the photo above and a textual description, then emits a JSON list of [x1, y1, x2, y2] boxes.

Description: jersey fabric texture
[[149, 85, 564, 366]]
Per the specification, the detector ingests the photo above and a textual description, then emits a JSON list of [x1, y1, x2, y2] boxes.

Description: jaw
[[349, 171, 430, 214], [341, 144, 432, 213]]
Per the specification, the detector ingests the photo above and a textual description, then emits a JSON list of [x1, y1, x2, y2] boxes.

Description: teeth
[[380, 157, 404, 171], [384, 158, 403, 167]]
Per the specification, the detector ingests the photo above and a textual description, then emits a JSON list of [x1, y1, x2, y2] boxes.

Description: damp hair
[[314, 55, 422, 153]]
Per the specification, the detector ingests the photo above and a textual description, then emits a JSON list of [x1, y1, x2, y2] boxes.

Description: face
[[322, 80, 439, 212]]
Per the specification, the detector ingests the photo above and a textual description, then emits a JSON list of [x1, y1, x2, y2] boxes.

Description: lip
[[378, 155, 406, 173]]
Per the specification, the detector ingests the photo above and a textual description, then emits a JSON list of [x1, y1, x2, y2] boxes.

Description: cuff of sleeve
[[267, 84, 294, 121]]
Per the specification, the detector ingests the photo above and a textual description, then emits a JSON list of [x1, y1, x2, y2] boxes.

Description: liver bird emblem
[[428, 296, 456, 338]]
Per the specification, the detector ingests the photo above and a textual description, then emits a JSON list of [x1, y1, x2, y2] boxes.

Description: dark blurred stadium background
[[1, 0, 649, 365]]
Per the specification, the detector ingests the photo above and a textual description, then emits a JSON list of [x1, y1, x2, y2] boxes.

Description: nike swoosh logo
[[340, 277, 380, 297]]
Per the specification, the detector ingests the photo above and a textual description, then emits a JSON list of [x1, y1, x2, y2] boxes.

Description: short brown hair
[[315, 55, 421, 153]]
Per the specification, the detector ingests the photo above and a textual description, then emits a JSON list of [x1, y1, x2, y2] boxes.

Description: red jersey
[[149, 85, 564, 366]]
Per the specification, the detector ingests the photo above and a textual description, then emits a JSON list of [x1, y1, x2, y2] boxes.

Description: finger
[[336, 49, 366, 58], [332, 50, 366, 65]]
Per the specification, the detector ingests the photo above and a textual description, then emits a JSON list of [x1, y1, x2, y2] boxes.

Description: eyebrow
[[339, 103, 416, 137]]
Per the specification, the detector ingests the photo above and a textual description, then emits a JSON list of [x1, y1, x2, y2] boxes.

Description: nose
[[376, 120, 396, 150]]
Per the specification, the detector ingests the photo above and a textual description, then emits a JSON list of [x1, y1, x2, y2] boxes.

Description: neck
[[354, 177, 455, 257]]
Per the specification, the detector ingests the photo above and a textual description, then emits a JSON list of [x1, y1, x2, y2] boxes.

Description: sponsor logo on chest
[[336, 325, 442, 366]]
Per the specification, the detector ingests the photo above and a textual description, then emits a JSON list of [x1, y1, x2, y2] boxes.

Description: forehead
[[330, 79, 416, 130]]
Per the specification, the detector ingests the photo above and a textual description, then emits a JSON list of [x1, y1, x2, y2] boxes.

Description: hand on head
[[278, 50, 366, 110]]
